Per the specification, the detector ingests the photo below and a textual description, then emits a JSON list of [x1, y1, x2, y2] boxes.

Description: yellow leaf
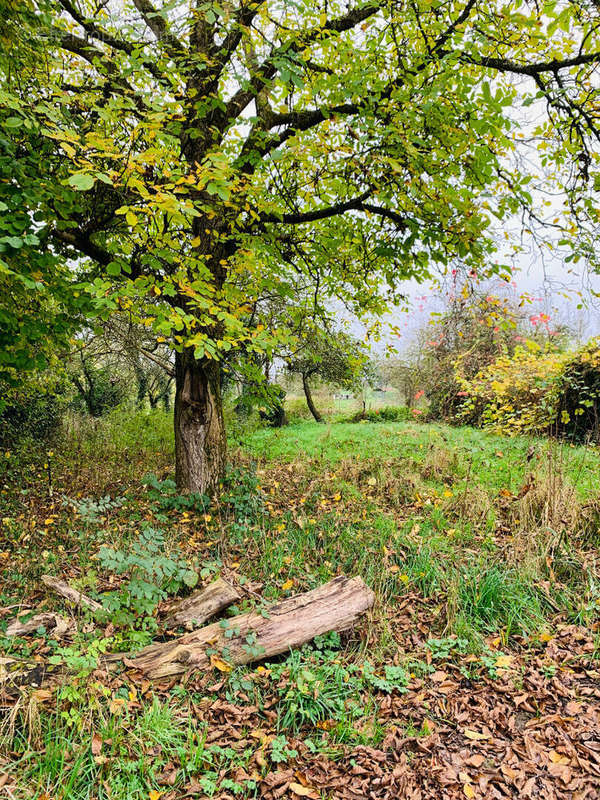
[[464, 729, 487, 740], [281, 579, 294, 591], [463, 784, 476, 799], [210, 655, 232, 673], [549, 750, 569, 764], [539, 632, 553, 642], [149, 791, 163, 800], [191, 236, 201, 247], [495, 655, 513, 669]]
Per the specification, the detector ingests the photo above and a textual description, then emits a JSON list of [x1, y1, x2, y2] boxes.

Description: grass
[[1, 409, 600, 797], [245, 419, 600, 498]]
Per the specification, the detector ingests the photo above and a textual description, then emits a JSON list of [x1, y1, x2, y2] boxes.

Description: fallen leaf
[[289, 782, 319, 799], [210, 655, 232, 673], [464, 729, 487, 741], [91, 733, 102, 756]]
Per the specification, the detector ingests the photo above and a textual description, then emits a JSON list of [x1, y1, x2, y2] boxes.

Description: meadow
[[1, 411, 599, 799]]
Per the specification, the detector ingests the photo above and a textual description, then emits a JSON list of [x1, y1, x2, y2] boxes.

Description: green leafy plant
[[142, 474, 209, 514], [98, 527, 198, 629], [270, 735, 298, 764]]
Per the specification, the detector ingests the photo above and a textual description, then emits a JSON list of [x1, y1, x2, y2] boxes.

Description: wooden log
[[6, 611, 72, 638], [162, 577, 240, 630], [122, 575, 374, 679], [41, 575, 102, 612]]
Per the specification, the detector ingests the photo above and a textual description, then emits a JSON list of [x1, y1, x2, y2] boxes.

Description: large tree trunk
[[174, 348, 226, 494], [302, 372, 323, 423]]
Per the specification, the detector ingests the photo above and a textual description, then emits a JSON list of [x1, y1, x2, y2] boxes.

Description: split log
[[121, 575, 374, 679], [163, 577, 240, 630], [41, 575, 102, 612], [6, 611, 72, 638]]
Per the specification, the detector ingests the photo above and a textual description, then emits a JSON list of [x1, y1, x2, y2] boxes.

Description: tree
[[2, 1, 600, 491], [410, 285, 562, 420], [285, 326, 370, 422]]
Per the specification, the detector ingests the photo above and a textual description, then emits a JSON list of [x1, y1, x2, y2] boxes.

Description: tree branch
[[140, 347, 176, 377], [466, 51, 600, 77], [225, 3, 381, 125], [131, 0, 185, 57], [51, 229, 114, 266], [253, 191, 407, 230], [56, 0, 168, 83]]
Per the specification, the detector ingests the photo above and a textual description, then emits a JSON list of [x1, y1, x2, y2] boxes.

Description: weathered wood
[[41, 575, 102, 612], [122, 576, 374, 679], [6, 611, 72, 638], [163, 577, 240, 630]]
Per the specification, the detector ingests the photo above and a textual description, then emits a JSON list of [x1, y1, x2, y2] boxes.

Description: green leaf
[[67, 173, 96, 191]]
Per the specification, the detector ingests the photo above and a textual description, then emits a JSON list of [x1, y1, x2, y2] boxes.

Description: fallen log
[[120, 575, 374, 679], [163, 577, 240, 630], [41, 575, 102, 612], [6, 611, 72, 638]]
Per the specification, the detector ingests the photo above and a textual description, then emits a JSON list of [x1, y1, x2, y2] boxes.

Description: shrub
[[0, 372, 66, 446], [456, 341, 568, 435], [456, 337, 600, 441], [98, 526, 198, 630], [349, 405, 411, 423], [556, 339, 600, 442]]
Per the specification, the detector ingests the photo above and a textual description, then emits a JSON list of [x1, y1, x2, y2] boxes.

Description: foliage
[[3, 0, 600, 491], [142, 474, 209, 515], [0, 371, 67, 445], [98, 527, 198, 630], [417, 290, 535, 420], [285, 324, 373, 420], [349, 405, 411, 423], [456, 337, 600, 439]]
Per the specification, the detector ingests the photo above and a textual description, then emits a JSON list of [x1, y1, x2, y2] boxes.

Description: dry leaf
[[289, 782, 319, 799], [91, 733, 102, 756], [210, 654, 232, 673]]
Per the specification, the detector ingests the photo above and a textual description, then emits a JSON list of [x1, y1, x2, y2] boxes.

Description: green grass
[[245, 419, 600, 498]]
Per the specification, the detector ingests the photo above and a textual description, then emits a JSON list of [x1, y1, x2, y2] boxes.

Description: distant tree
[[285, 326, 371, 422], [412, 287, 568, 420]]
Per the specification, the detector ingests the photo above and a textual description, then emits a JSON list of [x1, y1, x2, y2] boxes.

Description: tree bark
[[163, 577, 240, 630], [41, 574, 102, 612], [302, 372, 323, 423], [120, 576, 374, 679], [174, 348, 226, 494]]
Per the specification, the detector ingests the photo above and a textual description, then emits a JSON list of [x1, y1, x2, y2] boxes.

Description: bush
[[0, 372, 66, 446], [456, 341, 567, 435], [556, 339, 600, 442], [456, 337, 600, 441], [349, 405, 411, 423]]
